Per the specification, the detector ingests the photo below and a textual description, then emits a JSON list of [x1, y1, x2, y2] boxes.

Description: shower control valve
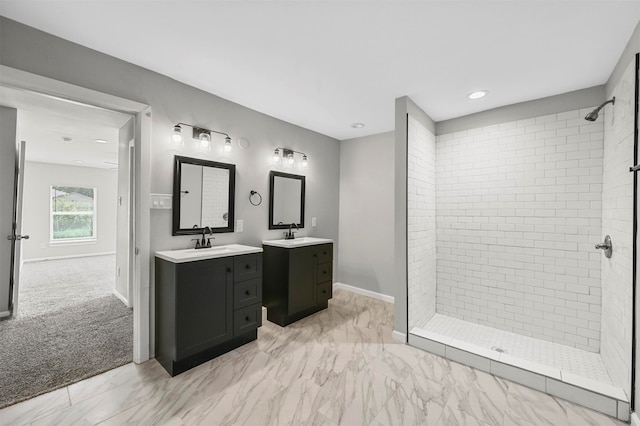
[[595, 235, 612, 258]]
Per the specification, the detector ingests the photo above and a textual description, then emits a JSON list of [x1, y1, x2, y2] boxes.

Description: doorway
[[0, 85, 137, 407]]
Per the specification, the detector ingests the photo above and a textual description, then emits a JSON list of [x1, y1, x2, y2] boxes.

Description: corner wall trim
[[333, 282, 394, 304], [392, 330, 407, 343], [112, 288, 130, 308]]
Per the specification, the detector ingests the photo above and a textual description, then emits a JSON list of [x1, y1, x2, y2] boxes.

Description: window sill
[[49, 239, 97, 246]]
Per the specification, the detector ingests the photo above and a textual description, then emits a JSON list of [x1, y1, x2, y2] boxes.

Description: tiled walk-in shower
[[406, 56, 637, 422]]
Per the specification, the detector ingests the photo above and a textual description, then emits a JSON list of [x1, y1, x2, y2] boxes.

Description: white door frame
[[0, 65, 152, 364]]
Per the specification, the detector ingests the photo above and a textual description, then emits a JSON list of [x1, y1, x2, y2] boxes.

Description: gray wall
[[21, 161, 118, 260], [338, 131, 394, 296], [0, 17, 341, 349], [436, 86, 606, 135], [0, 106, 17, 314]]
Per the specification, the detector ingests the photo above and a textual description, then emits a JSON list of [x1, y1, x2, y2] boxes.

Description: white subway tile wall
[[600, 59, 635, 396], [201, 167, 229, 228], [407, 116, 437, 330], [435, 108, 604, 351]]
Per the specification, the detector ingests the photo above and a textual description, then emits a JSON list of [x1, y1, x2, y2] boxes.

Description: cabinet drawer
[[234, 304, 262, 336], [317, 281, 332, 303], [234, 278, 262, 309], [314, 244, 333, 264], [316, 262, 332, 283], [234, 253, 262, 282]]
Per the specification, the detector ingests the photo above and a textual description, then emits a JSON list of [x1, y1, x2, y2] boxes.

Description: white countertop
[[155, 244, 262, 263], [262, 237, 333, 249]]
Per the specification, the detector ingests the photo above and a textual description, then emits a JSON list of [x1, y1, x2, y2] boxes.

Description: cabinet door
[[175, 258, 233, 359], [288, 246, 316, 314]]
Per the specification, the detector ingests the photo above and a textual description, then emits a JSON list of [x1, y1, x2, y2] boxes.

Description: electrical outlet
[[236, 219, 244, 232], [312, 217, 317, 227]]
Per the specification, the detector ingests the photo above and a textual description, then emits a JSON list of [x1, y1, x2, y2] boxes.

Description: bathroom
[[0, 2, 639, 424]]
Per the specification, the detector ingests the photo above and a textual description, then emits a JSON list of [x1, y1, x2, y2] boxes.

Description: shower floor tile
[[418, 313, 613, 385]]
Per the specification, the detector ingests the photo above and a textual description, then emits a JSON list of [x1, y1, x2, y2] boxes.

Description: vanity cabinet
[[155, 252, 262, 376], [262, 242, 333, 326]]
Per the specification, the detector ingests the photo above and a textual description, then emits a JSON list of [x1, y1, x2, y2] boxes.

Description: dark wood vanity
[[155, 249, 262, 376], [262, 239, 333, 326]]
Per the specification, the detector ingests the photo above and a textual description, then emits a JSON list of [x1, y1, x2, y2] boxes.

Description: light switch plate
[[150, 193, 172, 209], [236, 219, 244, 232], [312, 217, 317, 227]]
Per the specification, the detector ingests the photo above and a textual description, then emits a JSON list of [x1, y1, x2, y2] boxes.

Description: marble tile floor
[[0, 289, 625, 426]]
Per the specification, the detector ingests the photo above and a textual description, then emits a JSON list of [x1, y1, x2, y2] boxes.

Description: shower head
[[584, 110, 599, 122], [584, 97, 615, 122]]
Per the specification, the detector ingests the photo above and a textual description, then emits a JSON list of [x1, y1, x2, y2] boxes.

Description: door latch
[[6, 235, 29, 241]]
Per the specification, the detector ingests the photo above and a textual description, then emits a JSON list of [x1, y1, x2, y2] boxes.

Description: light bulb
[[172, 125, 183, 146], [301, 155, 308, 169], [224, 136, 232, 152], [287, 153, 294, 166], [199, 132, 211, 151], [273, 148, 280, 163]]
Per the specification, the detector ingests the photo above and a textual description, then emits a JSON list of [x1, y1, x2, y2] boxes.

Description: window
[[50, 186, 97, 242]]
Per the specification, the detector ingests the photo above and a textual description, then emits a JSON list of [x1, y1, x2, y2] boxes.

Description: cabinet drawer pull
[[245, 264, 251, 270], [227, 267, 232, 273], [245, 290, 251, 295], [245, 316, 250, 321], [323, 251, 327, 255], [323, 270, 327, 274], [313, 254, 317, 257], [322, 289, 327, 294]]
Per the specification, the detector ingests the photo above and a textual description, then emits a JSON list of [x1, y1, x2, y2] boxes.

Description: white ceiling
[[0, 86, 130, 169], [0, 1, 639, 140]]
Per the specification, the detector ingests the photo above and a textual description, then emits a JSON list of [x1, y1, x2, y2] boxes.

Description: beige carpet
[[0, 255, 133, 408]]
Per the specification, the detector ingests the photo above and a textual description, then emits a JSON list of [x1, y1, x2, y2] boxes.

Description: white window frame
[[50, 185, 98, 244]]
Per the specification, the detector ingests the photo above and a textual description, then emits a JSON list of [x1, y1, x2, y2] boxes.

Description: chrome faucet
[[284, 223, 298, 240]]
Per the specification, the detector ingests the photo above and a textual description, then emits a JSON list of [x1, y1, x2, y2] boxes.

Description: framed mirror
[[173, 155, 235, 235], [269, 171, 305, 230]]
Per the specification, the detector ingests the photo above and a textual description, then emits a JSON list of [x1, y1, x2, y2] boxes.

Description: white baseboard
[[0, 311, 10, 318], [392, 330, 407, 343], [333, 282, 394, 304], [631, 411, 640, 426], [24, 251, 116, 263], [112, 288, 130, 308]]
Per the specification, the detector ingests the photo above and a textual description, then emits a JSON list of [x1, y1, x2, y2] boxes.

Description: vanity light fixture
[[272, 147, 309, 168], [94, 138, 108, 144], [351, 122, 365, 129], [171, 122, 233, 152]]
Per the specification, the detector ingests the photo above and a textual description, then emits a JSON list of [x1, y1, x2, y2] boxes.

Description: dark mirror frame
[[269, 171, 305, 230], [172, 155, 236, 235]]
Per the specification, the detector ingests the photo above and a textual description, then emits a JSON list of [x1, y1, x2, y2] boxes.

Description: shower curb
[[409, 330, 630, 422]]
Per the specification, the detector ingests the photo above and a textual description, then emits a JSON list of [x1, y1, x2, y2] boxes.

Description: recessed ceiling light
[[73, 160, 84, 164], [94, 139, 108, 144], [62, 137, 72, 143], [351, 123, 365, 129], [468, 90, 489, 100]]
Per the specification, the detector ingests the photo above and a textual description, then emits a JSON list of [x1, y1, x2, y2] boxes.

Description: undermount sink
[[262, 237, 333, 248], [155, 244, 262, 263]]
